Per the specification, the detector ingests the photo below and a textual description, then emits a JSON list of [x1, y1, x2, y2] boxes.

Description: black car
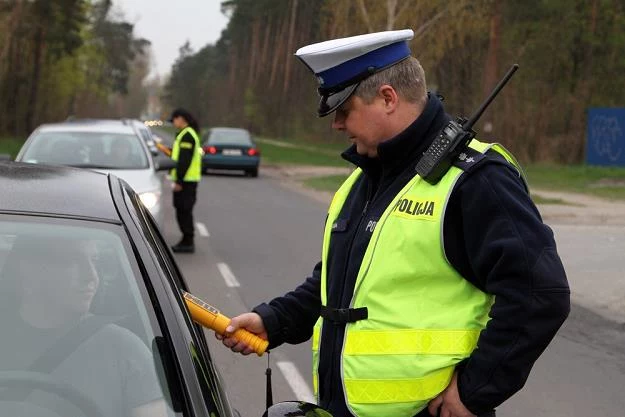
[[0, 161, 238, 417], [0, 161, 331, 417]]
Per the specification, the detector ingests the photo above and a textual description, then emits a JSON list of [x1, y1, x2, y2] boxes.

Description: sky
[[115, 0, 230, 78]]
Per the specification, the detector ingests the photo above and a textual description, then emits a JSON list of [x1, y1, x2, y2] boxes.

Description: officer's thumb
[[227, 312, 265, 337], [226, 313, 252, 334]]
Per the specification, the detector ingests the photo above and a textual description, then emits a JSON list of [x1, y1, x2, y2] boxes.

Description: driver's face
[[112, 143, 131, 160], [20, 249, 100, 317]]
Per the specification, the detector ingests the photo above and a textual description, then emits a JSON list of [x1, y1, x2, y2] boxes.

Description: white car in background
[[15, 120, 175, 227]]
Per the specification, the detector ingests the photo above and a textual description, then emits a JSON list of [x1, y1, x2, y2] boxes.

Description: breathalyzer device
[[182, 291, 269, 356]]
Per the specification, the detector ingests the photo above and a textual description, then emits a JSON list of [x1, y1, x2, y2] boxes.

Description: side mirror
[[262, 401, 333, 417], [156, 156, 177, 171], [0, 153, 11, 161]]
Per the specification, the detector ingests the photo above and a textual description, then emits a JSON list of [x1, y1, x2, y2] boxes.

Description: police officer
[[219, 30, 570, 417], [169, 108, 202, 253]]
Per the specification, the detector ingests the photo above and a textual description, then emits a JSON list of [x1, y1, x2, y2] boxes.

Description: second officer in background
[[169, 108, 202, 253]]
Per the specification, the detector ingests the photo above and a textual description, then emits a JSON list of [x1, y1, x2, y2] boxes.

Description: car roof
[[0, 161, 120, 222], [36, 121, 135, 135], [209, 127, 250, 134], [65, 118, 147, 128]]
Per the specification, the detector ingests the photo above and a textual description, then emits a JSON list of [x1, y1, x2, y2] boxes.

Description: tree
[[0, 0, 152, 137], [165, 0, 625, 162]]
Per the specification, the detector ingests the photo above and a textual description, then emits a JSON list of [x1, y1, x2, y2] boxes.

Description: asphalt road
[[159, 170, 625, 417]]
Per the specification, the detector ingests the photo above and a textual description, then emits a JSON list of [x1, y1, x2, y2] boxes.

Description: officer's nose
[[332, 111, 346, 131]]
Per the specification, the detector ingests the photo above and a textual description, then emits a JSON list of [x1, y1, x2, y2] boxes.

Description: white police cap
[[295, 29, 414, 117]]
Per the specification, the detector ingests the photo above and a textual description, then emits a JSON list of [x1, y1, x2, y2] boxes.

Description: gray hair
[[354, 56, 427, 105]]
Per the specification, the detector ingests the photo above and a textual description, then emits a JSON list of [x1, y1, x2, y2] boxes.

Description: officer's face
[[332, 95, 388, 158], [172, 116, 185, 130]]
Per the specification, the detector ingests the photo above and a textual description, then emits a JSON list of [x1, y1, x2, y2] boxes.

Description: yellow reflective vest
[[312, 140, 525, 417], [170, 126, 202, 182]]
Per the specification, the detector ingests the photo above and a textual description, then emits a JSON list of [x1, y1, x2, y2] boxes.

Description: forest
[[165, 0, 625, 163], [0, 0, 151, 136]]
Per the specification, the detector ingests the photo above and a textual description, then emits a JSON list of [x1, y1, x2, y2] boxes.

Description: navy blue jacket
[[254, 95, 570, 416]]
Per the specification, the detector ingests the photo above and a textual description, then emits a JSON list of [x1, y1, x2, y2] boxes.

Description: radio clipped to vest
[[415, 64, 519, 185]]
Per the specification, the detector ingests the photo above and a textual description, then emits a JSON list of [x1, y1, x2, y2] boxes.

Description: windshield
[[22, 131, 149, 170], [0, 217, 175, 417], [207, 130, 251, 146]]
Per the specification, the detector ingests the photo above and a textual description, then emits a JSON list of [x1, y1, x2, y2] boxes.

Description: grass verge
[[0, 137, 25, 159], [257, 138, 349, 167], [229, 137, 625, 201], [530, 194, 573, 205], [302, 175, 349, 192], [302, 173, 617, 205], [524, 164, 625, 200]]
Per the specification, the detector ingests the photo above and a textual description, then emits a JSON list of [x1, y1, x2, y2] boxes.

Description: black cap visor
[[317, 83, 359, 117]]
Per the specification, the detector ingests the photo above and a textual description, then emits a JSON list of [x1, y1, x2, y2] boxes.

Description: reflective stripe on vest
[[171, 127, 202, 182], [312, 140, 525, 417], [313, 328, 480, 355]]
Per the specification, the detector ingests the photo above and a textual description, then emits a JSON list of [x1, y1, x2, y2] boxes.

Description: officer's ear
[[378, 84, 399, 114]]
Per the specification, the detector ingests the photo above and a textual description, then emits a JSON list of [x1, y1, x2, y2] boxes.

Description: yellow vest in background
[[170, 126, 202, 182]]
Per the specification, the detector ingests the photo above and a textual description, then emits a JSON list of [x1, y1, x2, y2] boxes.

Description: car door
[[114, 179, 236, 417]]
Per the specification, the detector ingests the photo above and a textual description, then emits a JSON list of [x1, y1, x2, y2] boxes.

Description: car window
[[136, 126, 159, 153], [22, 131, 149, 169], [124, 189, 230, 417], [137, 126, 155, 144], [138, 127, 151, 142], [207, 130, 251, 146], [0, 216, 176, 417]]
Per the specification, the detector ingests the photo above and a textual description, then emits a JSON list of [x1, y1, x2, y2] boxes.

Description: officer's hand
[[216, 312, 267, 356], [427, 372, 476, 417], [173, 183, 183, 192]]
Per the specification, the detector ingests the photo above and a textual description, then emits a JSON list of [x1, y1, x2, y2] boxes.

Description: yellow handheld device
[[182, 291, 269, 356]]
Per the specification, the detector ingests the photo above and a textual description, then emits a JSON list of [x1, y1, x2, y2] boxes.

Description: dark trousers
[[173, 182, 198, 241]]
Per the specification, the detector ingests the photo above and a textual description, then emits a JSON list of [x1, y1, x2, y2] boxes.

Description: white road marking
[[276, 361, 315, 403], [195, 222, 210, 237], [217, 263, 240, 288]]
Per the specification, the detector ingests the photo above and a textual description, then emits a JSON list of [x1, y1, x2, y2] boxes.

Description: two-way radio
[[415, 64, 519, 184], [183, 291, 269, 356]]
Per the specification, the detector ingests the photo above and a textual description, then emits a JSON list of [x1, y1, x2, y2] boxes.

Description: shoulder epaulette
[[452, 147, 487, 172]]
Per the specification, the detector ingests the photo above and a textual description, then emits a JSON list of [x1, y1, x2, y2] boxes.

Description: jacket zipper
[[327, 175, 381, 407]]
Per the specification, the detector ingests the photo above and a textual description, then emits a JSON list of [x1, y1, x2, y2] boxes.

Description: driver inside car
[[0, 235, 169, 417], [110, 137, 139, 168]]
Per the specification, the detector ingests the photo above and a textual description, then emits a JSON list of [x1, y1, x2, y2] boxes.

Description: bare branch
[[413, 5, 451, 38], [0, 0, 24, 65], [386, 0, 397, 30], [357, 0, 373, 32], [283, 0, 299, 96], [396, 0, 415, 22]]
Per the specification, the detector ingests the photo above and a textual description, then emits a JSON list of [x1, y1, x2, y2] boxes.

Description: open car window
[[122, 187, 230, 417], [0, 216, 177, 417]]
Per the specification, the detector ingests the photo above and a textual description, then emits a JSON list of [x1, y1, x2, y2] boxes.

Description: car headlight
[[139, 191, 160, 210]]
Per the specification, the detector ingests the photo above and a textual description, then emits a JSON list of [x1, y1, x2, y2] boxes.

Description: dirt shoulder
[[262, 164, 625, 226], [261, 165, 345, 205]]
